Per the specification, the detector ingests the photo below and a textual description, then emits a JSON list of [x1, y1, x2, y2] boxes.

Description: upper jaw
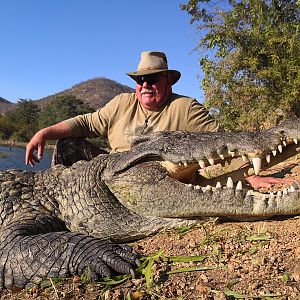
[[106, 118, 300, 189], [157, 128, 300, 177]]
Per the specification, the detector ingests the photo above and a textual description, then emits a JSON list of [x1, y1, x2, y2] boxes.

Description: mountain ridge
[[0, 77, 135, 114], [0, 97, 14, 115]]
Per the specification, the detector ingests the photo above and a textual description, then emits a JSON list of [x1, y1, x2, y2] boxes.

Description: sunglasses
[[134, 74, 166, 85]]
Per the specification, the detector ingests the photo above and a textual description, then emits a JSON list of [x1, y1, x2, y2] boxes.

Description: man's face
[[135, 73, 172, 111]]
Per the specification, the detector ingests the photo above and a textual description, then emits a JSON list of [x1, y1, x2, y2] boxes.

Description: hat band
[[138, 67, 165, 71]]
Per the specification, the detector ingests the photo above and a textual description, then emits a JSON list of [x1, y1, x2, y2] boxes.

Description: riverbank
[[0, 140, 26, 147], [0, 140, 55, 149]]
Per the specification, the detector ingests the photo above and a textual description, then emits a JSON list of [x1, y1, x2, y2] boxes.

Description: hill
[[0, 77, 135, 114], [35, 77, 135, 111], [0, 97, 15, 115]]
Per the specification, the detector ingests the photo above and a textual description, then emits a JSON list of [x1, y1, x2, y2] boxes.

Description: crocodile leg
[[0, 216, 139, 290]]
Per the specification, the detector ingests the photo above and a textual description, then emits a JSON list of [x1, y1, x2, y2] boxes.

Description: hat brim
[[127, 69, 181, 85]]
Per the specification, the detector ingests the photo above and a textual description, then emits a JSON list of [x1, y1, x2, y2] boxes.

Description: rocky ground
[[1, 155, 300, 299]]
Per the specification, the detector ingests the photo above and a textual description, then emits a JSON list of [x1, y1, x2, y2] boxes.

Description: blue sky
[[0, 1, 205, 104]]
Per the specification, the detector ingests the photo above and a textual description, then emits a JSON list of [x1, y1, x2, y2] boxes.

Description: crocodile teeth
[[236, 181, 243, 190], [228, 150, 235, 157], [205, 185, 212, 191], [183, 161, 188, 167], [266, 154, 271, 163], [252, 157, 262, 175], [216, 182, 222, 188], [272, 150, 277, 156], [278, 144, 283, 153], [219, 153, 225, 160], [283, 188, 288, 195], [289, 185, 296, 192], [198, 160, 206, 169], [242, 155, 249, 163], [195, 185, 201, 190], [277, 191, 282, 197], [294, 138, 298, 144], [226, 177, 234, 188], [208, 158, 215, 166], [283, 140, 287, 147]]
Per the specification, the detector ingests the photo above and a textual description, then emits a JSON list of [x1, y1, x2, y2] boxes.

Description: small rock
[[188, 240, 197, 248], [72, 275, 81, 283], [291, 261, 300, 282], [195, 283, 210, 294], [132, 278, 145, 287], [249, 282, 261, 290], [200, 273, 209, 283], [130, 290, 146, 300], [213, 291, 227, 300], [103, 290, 111, 300], [295, 247, 300, 259]]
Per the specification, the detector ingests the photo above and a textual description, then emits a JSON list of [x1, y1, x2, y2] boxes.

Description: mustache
[[141, 88, 155, 94]]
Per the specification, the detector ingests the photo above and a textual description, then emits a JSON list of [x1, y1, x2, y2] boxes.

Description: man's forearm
[[36, 121, 75, 141]]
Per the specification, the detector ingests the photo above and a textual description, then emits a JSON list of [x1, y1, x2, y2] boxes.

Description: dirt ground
[[1, 155, 300, 299]]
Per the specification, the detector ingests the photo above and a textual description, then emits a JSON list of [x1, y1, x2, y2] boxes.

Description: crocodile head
[[103, 117, 300, 219]]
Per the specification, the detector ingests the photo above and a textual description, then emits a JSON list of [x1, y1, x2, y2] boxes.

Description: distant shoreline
[[0, 140, 55, 149], [0, 140, 26, 148]]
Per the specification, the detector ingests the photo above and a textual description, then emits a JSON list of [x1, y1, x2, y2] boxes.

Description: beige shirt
[[65, 93, 220, 152]]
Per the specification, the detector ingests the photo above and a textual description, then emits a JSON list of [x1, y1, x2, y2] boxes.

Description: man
[[26, 51, 288, 188]]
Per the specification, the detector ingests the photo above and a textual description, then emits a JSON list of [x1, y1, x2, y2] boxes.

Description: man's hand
[[25, 121, 73, 167], [245, 175, 294, 189], [25, 131, 46, 166]]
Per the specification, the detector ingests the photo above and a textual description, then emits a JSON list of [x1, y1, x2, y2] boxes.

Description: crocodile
[[1, 117, 300, 290]]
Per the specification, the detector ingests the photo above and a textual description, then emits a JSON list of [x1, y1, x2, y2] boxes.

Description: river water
[[0, 145, 52, 171]]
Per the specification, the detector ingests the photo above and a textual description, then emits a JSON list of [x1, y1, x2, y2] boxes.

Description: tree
[[181, 0, 300, 130], [5, 99, 40, 141], [0, 115, 16, 140], [38, 95, 94, 128]]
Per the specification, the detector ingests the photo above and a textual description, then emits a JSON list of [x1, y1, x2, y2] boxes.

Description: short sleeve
[[186, 100, 221, 132], [64, 95, 122, 138]]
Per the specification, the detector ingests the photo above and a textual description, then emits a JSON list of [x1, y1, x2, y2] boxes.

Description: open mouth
[[160, 138, 300, 200]]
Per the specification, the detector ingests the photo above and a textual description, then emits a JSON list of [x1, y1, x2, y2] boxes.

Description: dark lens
[[135, 76, 144, 85], [145, 75, 158, 85], [135, 75, 160, 85]]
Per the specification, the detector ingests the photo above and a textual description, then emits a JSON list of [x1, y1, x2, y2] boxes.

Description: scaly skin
[[0, 167, 140, 290], [1, 118, 300, 289]]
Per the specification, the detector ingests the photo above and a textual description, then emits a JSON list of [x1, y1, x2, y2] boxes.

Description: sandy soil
[[1, 155, 300, 299]]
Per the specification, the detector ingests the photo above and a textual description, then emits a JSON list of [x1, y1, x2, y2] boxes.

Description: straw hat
[[127, 51, 181, 85]]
